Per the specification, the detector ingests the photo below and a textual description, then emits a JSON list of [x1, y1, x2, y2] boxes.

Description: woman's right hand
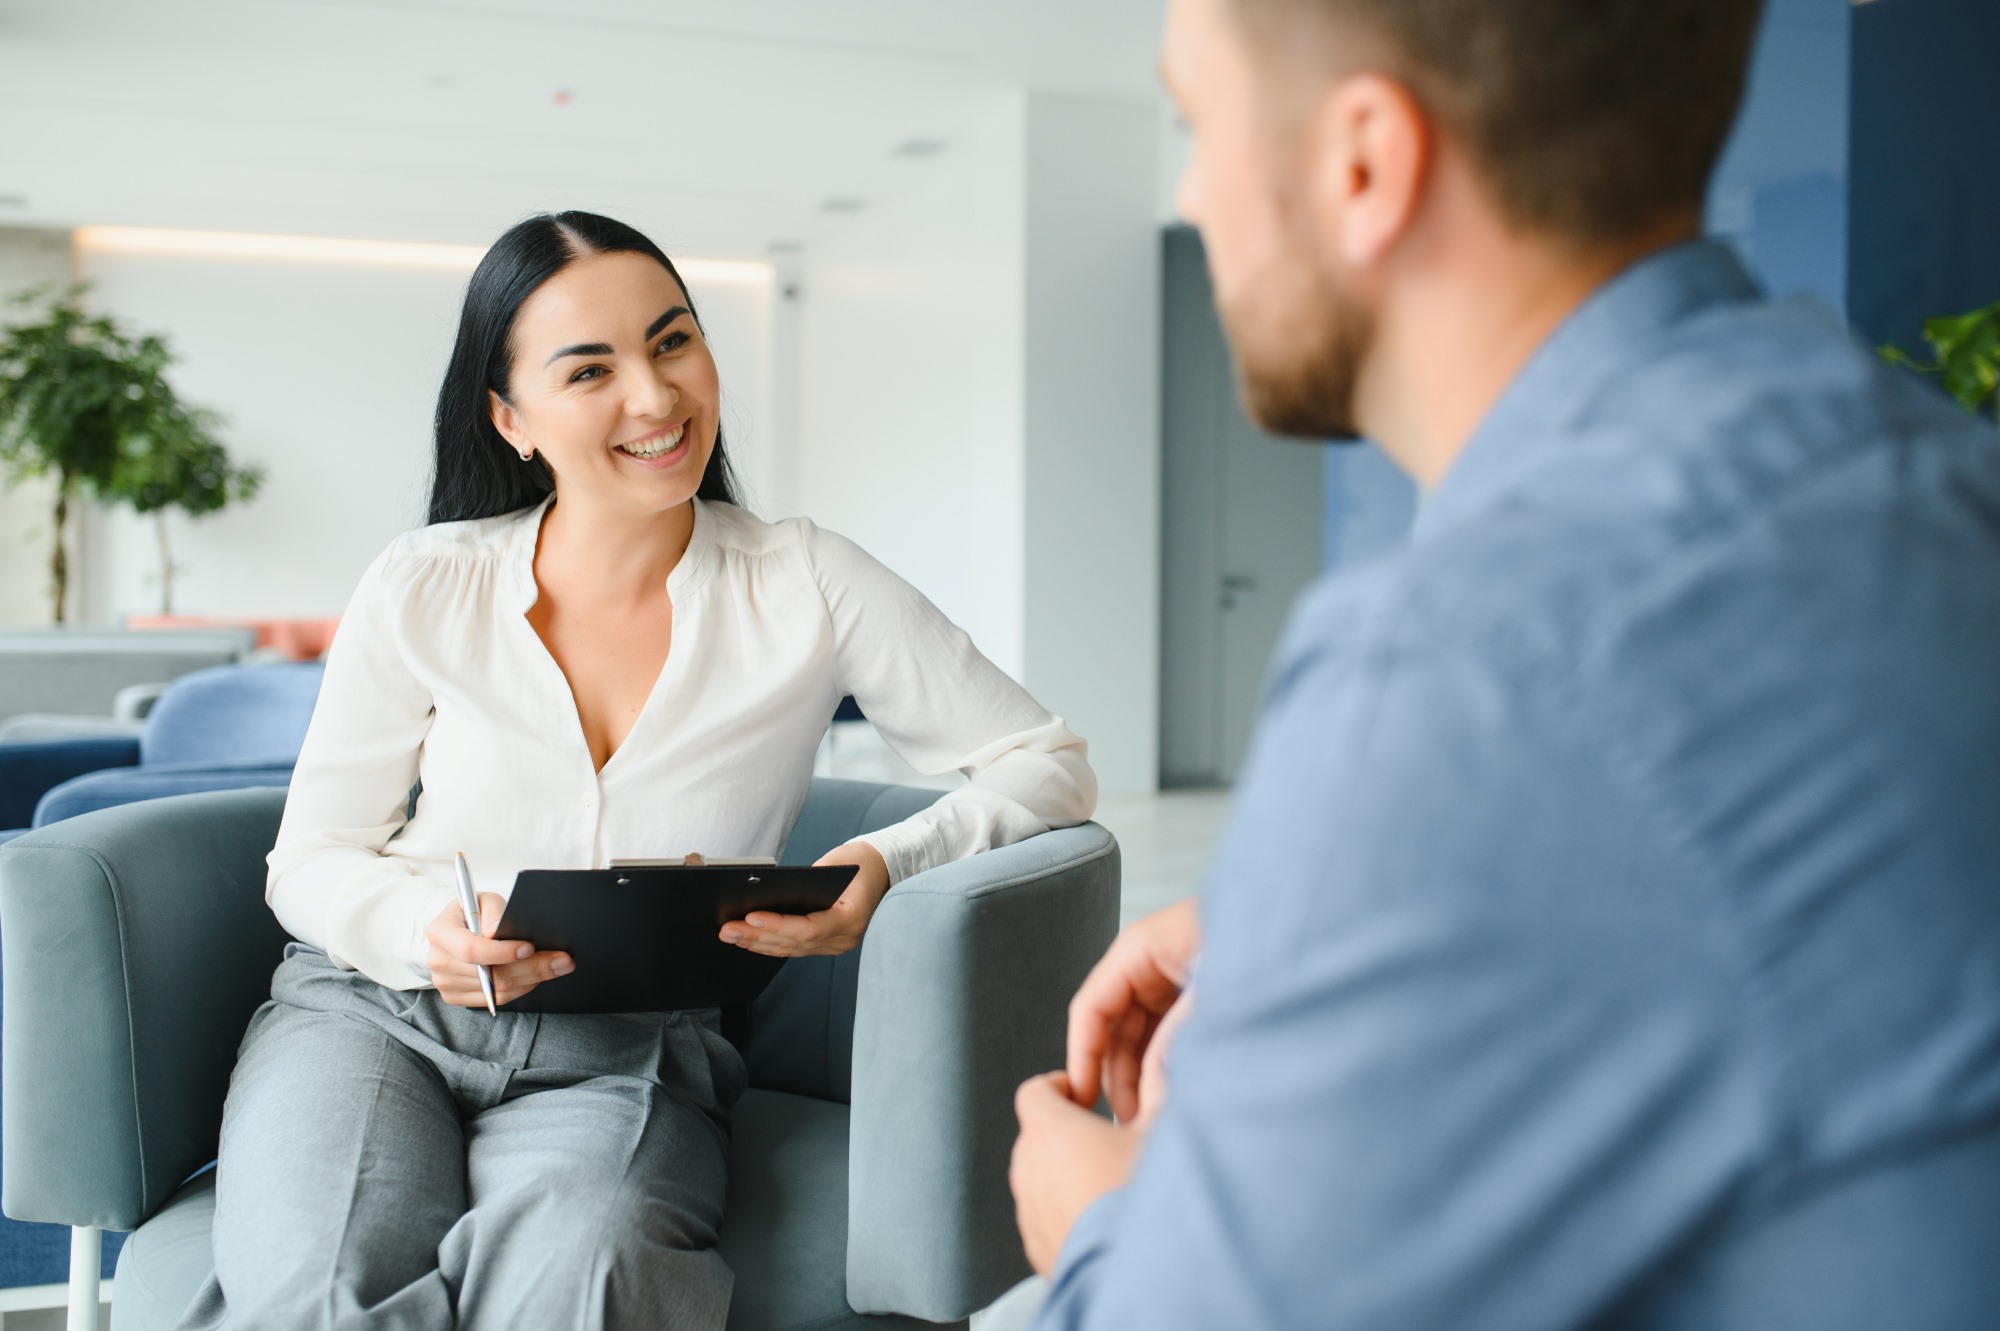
[[426, 893, 573, 1008]]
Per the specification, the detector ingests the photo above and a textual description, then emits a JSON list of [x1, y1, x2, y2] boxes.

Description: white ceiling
[[0, 0, 1172, 260]]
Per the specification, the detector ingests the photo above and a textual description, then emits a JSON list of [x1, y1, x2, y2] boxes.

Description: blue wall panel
[[1708, 0, 1853, 308], [1848, 0, 2000, 350]]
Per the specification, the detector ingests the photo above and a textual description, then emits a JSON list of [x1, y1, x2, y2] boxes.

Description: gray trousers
[[175, 945, 748, 1331]]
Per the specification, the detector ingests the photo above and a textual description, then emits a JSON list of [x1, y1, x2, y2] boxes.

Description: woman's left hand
[[719, 840, 891, 957]]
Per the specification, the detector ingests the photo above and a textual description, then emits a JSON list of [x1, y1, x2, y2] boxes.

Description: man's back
[[1038, 242, 2000, 1329]]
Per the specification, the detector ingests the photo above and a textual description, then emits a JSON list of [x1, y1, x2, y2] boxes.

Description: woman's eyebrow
[[545, 341, 612, 367], [543, 306, 690, 367], [645, 305, 690, 340]]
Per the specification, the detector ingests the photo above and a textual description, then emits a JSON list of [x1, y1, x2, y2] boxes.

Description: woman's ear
[[489, 390, 533, 460]]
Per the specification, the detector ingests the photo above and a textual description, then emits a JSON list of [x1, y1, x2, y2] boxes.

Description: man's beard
[[1217, 242, 1373, 444]]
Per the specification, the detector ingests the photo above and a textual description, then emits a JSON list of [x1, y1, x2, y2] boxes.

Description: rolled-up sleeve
[[803, 523, 1096, 883]]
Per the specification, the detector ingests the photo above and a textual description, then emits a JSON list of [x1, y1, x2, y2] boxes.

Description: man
[[1007, 0, 2000, 1326]]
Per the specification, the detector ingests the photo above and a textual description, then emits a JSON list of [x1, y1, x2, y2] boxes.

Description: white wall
[[1021, 94, 1162, 797], [796, 92, 1162, 793], [70, 246, 773, 623], [0, 227, 76, 626], [794, 94, 1030, 677]]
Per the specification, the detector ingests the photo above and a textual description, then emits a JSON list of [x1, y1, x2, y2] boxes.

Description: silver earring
[[518, 449, 533, 461]]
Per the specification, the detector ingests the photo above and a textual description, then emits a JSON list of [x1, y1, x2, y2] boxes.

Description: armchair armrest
[[34, 761, 292, 827], [0, 735, 141, 831], [846, 823, 1120, 1321], [1, 787, 291, 1231]]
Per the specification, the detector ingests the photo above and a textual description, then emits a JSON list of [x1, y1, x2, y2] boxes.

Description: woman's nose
[[628, 365, 678, 418]]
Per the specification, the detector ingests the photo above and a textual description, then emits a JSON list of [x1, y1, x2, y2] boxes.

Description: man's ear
[[1305, 72, 1431, 270], [489, 390, 529, 455]]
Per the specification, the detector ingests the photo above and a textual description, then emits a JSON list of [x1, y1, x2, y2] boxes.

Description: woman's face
[[489, 249, 720, 515]]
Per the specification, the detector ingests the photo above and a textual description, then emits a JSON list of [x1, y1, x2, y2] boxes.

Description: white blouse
[[267, 497, 1097, 991]]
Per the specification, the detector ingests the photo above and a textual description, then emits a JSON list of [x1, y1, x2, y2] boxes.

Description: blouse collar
[[505, 493, 718, 611]]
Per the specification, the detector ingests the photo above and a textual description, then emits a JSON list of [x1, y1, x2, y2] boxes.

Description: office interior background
[[6, 0, 1996, 789], [3, 0, 1994, 933], [0, 0, 1996, 1318]]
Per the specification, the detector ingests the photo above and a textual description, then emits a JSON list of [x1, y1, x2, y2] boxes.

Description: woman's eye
[[656, 331, 691, 355], [568, 365, 606, 384]]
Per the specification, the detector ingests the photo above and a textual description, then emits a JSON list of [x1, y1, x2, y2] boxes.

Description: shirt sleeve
[[1031, 597, 1772, 1331], [802, 523, 1097, 882], [265, 545, 453, 990]]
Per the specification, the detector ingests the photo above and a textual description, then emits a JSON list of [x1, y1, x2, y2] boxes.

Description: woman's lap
[[178, 946, 743, 1331], [450, 1070, 734, 1328]]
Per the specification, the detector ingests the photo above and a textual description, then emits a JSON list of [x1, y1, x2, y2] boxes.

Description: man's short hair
[[1233, 0, 1766, 245]]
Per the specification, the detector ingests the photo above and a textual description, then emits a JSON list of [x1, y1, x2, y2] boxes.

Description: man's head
[[1161, 0, 1765, 445]]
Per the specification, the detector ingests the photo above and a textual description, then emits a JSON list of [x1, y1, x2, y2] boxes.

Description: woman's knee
[[529, 1177, 722, 1259]]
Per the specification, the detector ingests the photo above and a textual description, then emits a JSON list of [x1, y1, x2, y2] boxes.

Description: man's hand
[[425, 893, 572, 1008], [1010, 1072, 1143, 1276], [718, 839, 891, 957], [1067, 898, 1201, 1119]]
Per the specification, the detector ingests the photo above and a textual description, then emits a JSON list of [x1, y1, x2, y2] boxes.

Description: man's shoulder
[[1289, 305, 2000, 710], [1268, 317, 2000, 1173]]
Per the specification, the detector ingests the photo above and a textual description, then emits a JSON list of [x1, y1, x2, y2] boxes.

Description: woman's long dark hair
[[427, 211, 742, 525]]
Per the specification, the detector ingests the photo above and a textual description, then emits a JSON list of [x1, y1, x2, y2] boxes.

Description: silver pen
[[454, 851, 498, 1015]]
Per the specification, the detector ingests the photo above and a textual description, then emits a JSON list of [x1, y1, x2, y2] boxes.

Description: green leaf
[[1882, 297, 2000, 426], [0, 289, 259, 524]]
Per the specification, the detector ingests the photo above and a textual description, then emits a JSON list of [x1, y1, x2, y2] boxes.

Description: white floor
[[1092, 788, 1232, 924]]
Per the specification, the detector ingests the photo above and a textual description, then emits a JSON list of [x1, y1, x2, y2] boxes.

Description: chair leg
[[67, 1226, 101, 1331]]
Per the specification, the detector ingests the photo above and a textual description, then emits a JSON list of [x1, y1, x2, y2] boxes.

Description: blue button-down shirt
[[1035, 242, 2000, 1330]]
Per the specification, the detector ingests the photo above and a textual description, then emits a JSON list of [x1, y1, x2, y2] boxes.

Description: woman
[[180, 211, 1095, 1330]]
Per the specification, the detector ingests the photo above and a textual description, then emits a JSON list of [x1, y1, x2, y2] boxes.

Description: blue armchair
[[0, 662, 322, 1295], [0, 781, 1118, 1328], [0, 662, 323, 844]]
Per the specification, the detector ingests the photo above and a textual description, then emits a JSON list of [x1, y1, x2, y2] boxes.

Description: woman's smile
[[614, 419, 690, 469]]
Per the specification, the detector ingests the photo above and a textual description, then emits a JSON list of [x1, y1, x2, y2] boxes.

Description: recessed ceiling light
[[819, 197, 866, 215], [892, 138, 950, 160]]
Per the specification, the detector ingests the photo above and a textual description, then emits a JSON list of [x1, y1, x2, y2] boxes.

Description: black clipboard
[[491, 864, 857, 1014]]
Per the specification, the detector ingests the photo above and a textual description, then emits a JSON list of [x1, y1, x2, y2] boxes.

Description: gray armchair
[[0, 779, 1119, 1330]]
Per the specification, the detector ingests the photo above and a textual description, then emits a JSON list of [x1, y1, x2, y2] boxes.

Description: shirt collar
[[506, 493, 718, 610], [1412, 239, 1762, 541]]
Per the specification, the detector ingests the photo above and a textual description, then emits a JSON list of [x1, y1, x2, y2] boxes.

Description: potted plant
[[0, 286, 262, 621], [1879, 299, 2000, 426]]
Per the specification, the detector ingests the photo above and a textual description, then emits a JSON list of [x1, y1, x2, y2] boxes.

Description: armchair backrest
[[141, 663, 324, 768], [745, 778, 941, 1102]]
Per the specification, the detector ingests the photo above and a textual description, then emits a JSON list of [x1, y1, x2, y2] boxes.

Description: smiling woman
[[179, 209, 1098, 1331], [429, 211, 742, 526]]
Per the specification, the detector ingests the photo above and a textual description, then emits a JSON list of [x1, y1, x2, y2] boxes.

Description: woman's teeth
[[619, 423, 685, 459]]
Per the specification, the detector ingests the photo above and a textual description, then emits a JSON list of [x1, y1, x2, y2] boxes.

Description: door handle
[[1220, 573, 1257, 611]]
